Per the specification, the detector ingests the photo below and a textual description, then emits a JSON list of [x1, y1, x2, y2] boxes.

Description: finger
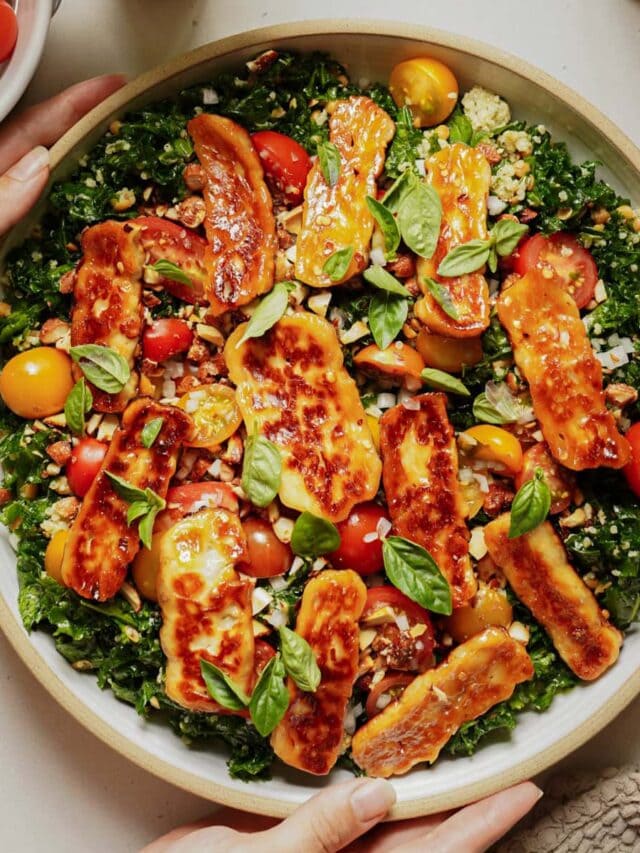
[[0, 74, 126, 173], [0, 146, 49, 234], [397, 782, 542, 853], [345, 812, 447, 852]]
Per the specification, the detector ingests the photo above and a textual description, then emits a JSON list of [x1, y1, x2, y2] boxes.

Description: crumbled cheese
[[202, 87, 219, 105], [461, 86, 511, 132], [596, 346, 629, 370], [487, 195, 507, 216]]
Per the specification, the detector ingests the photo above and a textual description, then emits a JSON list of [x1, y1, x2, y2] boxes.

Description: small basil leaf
[[138, 504, 162, 549], [472, 392, 510, 425], [141, 417, 164, 449], [368, 292, 408, 350], [200, 659, 250, 711], [422, 277, 459, 320], [105, 472, 163, 506], [382, 536, 452, 616], [382, 169, 420, 213], [323, 247, 354, 282], [149, 259, 193, 287], [508, 468, 551, 539], [249, 653, 290, 736], [421, 368, 470, 397], [363, 265, 410, 296], [488, 246, 498, 274], [397, 183, 442, 259], [278, 626, 321, 693], [291, 511, 340, 557], [242, 434, 282, 507], [317, 140, 341, 186], [236, 283, 289, 348], [126, 500, 150, 526], [437, 239, 491, 277], [365, 196, 400, 258], [490, 219, 529, 257], [64, 378, 92, 436], [70, 344, 131, 394], [447, 111, 473, 145]]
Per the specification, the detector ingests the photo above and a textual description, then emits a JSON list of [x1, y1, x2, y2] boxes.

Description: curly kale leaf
[[384, 107, 422, 180]]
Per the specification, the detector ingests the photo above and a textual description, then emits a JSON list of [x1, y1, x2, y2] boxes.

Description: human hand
[[143, 777, 542, 853], [0, 74, 126, 234]]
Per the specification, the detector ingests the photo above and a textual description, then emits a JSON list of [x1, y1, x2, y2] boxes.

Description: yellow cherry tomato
[[354, 342, 425, 380], [0, 347, 74, 419], [131, 532, 164, 602], [177, 383, 242, 448], [462, 425, 523, 475], [389, 57, 459, 127], [445, 587, 513, 644], [366, 414, 381, 453], [44, 529, 69, 585], [416, 329, 483, 374]]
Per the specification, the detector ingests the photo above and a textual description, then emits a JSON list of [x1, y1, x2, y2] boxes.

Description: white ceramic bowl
[[1, 20, 639, 821]]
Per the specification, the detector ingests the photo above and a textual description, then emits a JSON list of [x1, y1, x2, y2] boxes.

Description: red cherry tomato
[[623, 423, 640, 497], [365, 673, 413, 719], [142, 318, 193, 363], [330, 502, 389, 575], [251, 131, 312, 206], [156, 482, 239, 533], [240, 516, 292, 578], [254, 639, 276, 676], [66, 438, 108, 498], [512, 232, 598, 309], [363, 586, 432, 628], [363, 586, 435, 672], [134, 216, 208, 305], [0, 3, 18, 63]]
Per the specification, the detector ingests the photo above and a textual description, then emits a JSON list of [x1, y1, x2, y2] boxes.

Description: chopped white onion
[[376, 517, 392, 540], [471, 472, 490, 494], [458, 467, 474, 484], [394, 612, 410, 632], [363, 531, 379, 544], [487, 195, 507, 216], [369, 247, 387, 267], [376, 392, 397, 409], [269, 576, 288, 592], [252, 587, 273, 615], [365, 405, 383, 418], [401, 397, 420, 410], [202, 88, 219, 105], [415, 159, 426, 177]]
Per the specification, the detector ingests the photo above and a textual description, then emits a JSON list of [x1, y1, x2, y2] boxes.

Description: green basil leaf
[[249, 653, 289, 736], [200, 659, 250, 711], [126, 500, 150, 526], [105, 472, 160, 506], [236, 283, 289, 348], [472, 392, 510, 425], [447, 112, 473, 145], [363, 265, 410, 296], [488, 245, 498, 274], [138, 505, 163, 549], [437, 239, 491, 277], [490, 219, 529, 257], [509, 468, 551, 539], [70, 344, 131, 394], [382, 169, 420, 213], [397, 183, 442, 259], [368, 292, 408, 350], [149, 258, 193, 287], [278, 626, 321, 693], [323, 247, 354, 282], [141, 417, 164, 449], [421, 368, 470, 397], [242, 434, 282, 507], [422, 277, 459, 320], [475, 382, 532, 425], [382, 536, 452, 616], [64, 378, 92, 436], [365, 196, 400, 258], [291, 511, 340, 557], [317, 140, 341, 186]]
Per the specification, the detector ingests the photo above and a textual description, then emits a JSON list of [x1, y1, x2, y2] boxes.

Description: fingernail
[[533, 785, 544, 802], [350, 779, 396, 822], [8, 146, 49, 182]]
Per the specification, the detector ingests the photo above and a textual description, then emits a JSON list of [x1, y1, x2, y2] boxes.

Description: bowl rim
[[0, 0, 54, 122], [2, 18, 640, 821]]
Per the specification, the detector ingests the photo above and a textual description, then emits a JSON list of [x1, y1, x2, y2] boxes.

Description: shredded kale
[[384, 106, 422, 179]]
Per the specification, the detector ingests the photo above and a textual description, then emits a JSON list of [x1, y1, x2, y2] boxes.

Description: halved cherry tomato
[[142, 318, 193, 363], [365, 673, 413, 718], [389, 57, 459, 127], [131, 534, 163, 601], [0, 347, 74, 419], [512, 232, 598, 309], [363, 587, 431, 629], [177, 383, 242, 448], [445, 586, 513, 644], [623, 423, 640, 497], [156, 482, 239, 532], [240, 516, 292, 578], [66, 438, 108, 498], [362, 587, 435, 672], [462, 425, 523, 475], [251, 131, 312, 207], [0, 2, 18, 63], [354, 342, 425, 380], [415, 329, 483, 374], [254, 638, 277, 676], [44, 529, 69, 585], [134, 216, 208, 304], [515, 442, 575, 513], [330, 502, 388, 575]]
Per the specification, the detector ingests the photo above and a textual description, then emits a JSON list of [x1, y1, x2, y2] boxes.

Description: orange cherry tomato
[[415, 329, 483, 374], [131, 533, 163, 602], [354, 342, 425, 380], [44, 529, 69, 585], [389, 57, 459, 127], [462, 425, 523, 475], [365, 673, 413, 718], [330, 502, 389, 575], [240, 517, 292, 578], [251, 131, 312, 207], [0, 347, 74, 419], [66, 438, 108, 498], [177, 383, 242, 448], [512, 232, 598, 309], [142, 319, 193, 363], [515, 442, 575, 513], [0, 2, 18, 63], [623, 423, 640, 497], [445, 586, 513, 644]]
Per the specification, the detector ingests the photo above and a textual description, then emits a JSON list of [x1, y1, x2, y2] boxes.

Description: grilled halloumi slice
[[351, 627, 533, 777], [271, 570, 367, 775], [497, 268, 630, 470], [415, 143, 491, 338], [71, 221, 143, 412], [157, 508, 255, 713], [484, 514, 622, 680], [380, 393, 477, 607], [188, 114, 277, 315], [225, 312, 381, 522], [295, 96, 395, 287], [61, 399, 193, 601]]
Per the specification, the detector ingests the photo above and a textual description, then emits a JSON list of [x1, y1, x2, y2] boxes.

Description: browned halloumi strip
[[158, 508, 255, 713], [71, 221, 144, 412], [351, 627, 533, 777], [188, 113, 277, 315], [271, 570, 367, 775], [295, 96, 395, 287], [380, 393, 476, 607], [497, 268, 630, 470], [61, 399, 193, 601], [484, 514, 622, 680]]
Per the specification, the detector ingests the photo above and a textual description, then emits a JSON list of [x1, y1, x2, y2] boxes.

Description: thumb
[[0, 146, 49, 234], [258, 777, 396, 853]]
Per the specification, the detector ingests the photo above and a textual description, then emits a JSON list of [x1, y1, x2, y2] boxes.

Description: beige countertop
[[2, 1, 640, 850]]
